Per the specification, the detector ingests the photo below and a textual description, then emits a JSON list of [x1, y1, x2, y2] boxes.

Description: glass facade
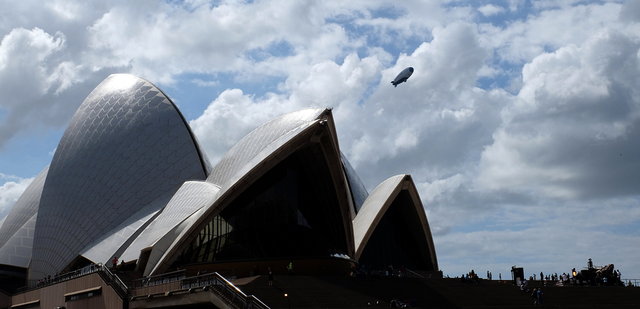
[[175, 145, 349, 265], [359, 191, 434, 271]]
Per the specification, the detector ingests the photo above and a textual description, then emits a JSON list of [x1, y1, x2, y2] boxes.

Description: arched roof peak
[[29, 74, 209, 280], [353, 174, 438, 270]]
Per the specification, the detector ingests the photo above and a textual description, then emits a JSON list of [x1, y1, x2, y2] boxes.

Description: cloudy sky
[[1, 0, 639, 279]]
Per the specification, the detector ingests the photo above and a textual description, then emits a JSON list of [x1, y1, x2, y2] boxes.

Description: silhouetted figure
[[287, 261, 293, 275], [536, 288, 544, 305], [530, 288, 538, 304]]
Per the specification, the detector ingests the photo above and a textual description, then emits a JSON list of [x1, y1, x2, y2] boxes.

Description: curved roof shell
[[206, 108, 325, 189], [1, 74, 439, 280], [0, 167, 48, 250], [148, 109, 357, 275], [121, 180, 220, 265], [353, 174, 438, 270], [79, 194, 169, 265], [29, 74, 209, 280], [0, 214, 37, 268]]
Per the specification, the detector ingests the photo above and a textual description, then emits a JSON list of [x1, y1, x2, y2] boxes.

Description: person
[[112, 256, 118, 269], [530, 288, 538, 304], [536, 288, 544, 305], [287, 261, 293, 275], [588, 258, 593, 270], [268, 267, 274, 286]]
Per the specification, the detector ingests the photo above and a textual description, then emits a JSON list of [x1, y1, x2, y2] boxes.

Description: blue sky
[[1, 0, 639, 279]]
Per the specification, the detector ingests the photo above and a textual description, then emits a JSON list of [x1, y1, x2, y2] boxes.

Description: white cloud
[[2, 0, 640, 279], [0, 25, 121, 148], [190, 88, 291, 164], [84, 1, 362, 84], [0, 175, 34, 221], [478, 4, 505, 17], [480, 2, 625, 65], [190, 52, 383, 163], [0, 28, 64, 143], [341, 22, 505, 186], [478, 29, 640, 200], [436, 197, 640, 278]]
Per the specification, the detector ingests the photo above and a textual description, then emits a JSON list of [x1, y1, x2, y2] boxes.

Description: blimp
[[391, 67, 414, 87]]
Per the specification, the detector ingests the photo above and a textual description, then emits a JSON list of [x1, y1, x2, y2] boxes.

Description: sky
[[0, 0, 639, 279]]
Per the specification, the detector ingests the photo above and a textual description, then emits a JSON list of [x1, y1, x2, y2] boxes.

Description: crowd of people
[[459, 269, 481, 284], [352, 264, 411, 278]]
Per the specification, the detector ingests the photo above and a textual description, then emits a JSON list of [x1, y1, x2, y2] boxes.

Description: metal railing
[[99, 265, 129, 298], [182, 272, 269, 309], [18, 265, 268, 308], [181, 272, 270, 309], [20, 263, 129, 296], [131, 269, 187, 288], [130, 270, 268, 309], [24, 263, 102, 290]]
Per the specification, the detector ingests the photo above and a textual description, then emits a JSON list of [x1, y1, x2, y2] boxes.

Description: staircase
[[98, 266, 130, 300], [129, 270, 269, 309]]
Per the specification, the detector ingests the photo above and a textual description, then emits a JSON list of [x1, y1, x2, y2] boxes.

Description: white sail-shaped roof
[[353, 174, 438, 270], [79, 194, 171, 265], [0, 74, 440, 281], [29, 74, 209, 280], [120, 181, 220, 264], [148, 108, 359, 275], [206, 108, 325, 190], [0, 214, 37, 268], [0, 167, 48, 250]]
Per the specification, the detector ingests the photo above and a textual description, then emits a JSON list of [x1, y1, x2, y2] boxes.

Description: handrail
[[22, 263, 103, 291], [246, 295, 271, 309], [16, 265, 267, 308], [622, 278, 640, 287], [100, 265, 129, 297], [131, 269, 186, 288], [405, 268, 426, 279], [181, 272, 270, 309], [18, 263, 129, 297]]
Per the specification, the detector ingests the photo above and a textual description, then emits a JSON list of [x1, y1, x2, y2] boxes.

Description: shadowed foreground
[[239, 275, 640, 309]]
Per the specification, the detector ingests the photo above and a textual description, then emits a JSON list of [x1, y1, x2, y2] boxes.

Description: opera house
[[0, 74, 439, 308]]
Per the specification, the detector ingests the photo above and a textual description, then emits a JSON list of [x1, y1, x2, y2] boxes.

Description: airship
[[391, 67, 414, 87]]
